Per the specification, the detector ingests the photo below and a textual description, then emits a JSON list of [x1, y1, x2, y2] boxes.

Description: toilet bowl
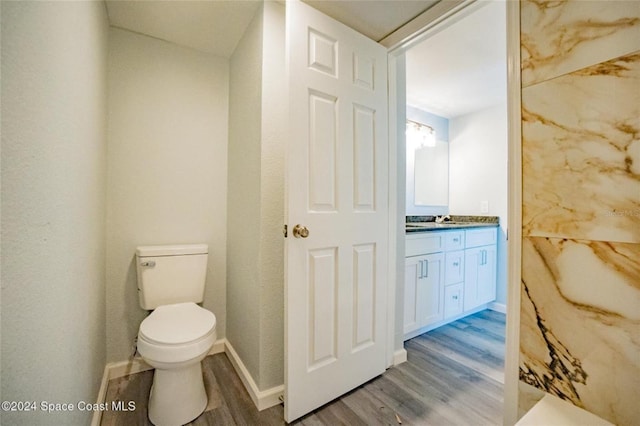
[[137, 302, 217, 426]]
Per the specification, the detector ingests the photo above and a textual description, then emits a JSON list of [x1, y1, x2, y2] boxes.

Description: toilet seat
[[140, 302, 216, 345], [137, 302, 216, 364]]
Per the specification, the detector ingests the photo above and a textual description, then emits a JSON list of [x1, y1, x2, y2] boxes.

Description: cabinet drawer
[[444, 283, 464, 319], [406, 233, 444, 257], [445, 250, 464, 285], [445, 232, 464, 251], [465, 227, 497, 248]]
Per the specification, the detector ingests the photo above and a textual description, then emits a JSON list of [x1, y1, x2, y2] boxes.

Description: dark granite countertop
[[406, 215, 499, 233]]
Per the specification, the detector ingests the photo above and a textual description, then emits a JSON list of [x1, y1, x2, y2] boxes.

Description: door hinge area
[[283, 224, 288, 238]]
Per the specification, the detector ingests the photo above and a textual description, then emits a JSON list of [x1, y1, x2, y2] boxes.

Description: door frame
[[382, 1, 522, 425]]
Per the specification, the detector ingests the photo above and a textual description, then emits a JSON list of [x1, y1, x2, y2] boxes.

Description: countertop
[[405, 215, 499, 233], [405, 222, 499, 232]]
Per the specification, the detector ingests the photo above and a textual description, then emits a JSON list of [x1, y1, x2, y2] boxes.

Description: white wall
[[106, 28, 229, 362], [449, 103, 508, 304], [1, 2, 108, 424], [227, 1, 285, 391]]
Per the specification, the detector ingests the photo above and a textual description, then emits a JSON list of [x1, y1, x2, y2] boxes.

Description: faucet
[[435, 215, 451, 224]]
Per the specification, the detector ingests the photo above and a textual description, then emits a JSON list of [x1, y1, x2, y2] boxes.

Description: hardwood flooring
[[101, 309, 505, 426]]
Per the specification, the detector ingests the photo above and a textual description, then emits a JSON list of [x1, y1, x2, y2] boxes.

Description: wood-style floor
[[101, 309, 505, 426]]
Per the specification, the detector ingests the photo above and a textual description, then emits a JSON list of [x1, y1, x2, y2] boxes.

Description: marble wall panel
[[522, 52, 640, 244], [521, 0, 640, 87], [520, 237, 640, 426], [520, 1, 640, 423]]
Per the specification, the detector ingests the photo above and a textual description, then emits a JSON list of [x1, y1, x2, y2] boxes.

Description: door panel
[[308, 91, 338, 211], [285, 0, 388, 421]]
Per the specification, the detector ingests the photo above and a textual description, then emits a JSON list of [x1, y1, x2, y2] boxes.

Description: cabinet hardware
[[453, 261, 459, 267], [425, 260, 429, 277], [452, 295, 458, 300]]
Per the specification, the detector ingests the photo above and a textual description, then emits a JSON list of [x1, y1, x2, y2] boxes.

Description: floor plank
[[102, 309, 505, 425]]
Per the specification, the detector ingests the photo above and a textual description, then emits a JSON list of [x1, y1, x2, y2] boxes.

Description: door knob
[[292, 224, 309, 238]]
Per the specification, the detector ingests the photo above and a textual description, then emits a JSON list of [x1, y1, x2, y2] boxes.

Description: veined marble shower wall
[[519, 1, 640, 425]]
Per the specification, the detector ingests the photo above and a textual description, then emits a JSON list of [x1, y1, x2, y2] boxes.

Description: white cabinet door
[[464, 245, 497, 311], [285, 0, 389, 421], [403, 257, 421, 334], [419, 253, 444, 327], [477, 245, 497, 305], [404, 252, 444, 333]]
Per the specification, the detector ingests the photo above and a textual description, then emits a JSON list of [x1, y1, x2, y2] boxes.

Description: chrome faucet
[[435, 215, 451, 224]]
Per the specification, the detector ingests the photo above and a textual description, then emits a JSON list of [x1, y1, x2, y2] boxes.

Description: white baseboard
[[208, 338, 226, 356], [393, 348, 407, 366], [224, 340, 284, 411], [92, 337, 282, 425], [90, 364, 111, 426], [91, 338, 227, 425], [489, 302, 507, 314]]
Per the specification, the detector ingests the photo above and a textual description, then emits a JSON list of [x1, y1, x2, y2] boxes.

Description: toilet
[[135, 244, 217, 426]]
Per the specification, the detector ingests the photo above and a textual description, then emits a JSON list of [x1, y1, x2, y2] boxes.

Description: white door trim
[[503, 1, 523, 424], [383, 1, 523, 425]]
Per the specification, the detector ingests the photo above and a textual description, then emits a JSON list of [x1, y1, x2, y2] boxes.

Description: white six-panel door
[[285, 0, 389, 421]]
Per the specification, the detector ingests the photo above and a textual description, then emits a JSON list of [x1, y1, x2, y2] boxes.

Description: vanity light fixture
[[406, 119, 437, 148]]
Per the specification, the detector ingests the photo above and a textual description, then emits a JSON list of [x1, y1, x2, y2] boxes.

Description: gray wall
[[227, 5, 264, 384], [227, 1, 285, 390], [1, 2, 108, 424]]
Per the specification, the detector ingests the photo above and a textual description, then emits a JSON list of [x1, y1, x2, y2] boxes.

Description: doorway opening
[[388, 0, 513, 423]]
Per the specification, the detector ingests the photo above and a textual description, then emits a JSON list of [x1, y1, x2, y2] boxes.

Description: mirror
[[405, 110, 449, 215], [414, 141, 448, 206]]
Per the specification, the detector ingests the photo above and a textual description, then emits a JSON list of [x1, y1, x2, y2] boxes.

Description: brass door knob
[[292, 224, 309, 238]]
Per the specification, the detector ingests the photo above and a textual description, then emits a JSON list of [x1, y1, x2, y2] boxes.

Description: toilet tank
[[136, 244, 208, 310]]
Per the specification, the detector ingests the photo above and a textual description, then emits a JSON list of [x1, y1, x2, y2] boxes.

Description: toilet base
[[148, 361, 208, 426]]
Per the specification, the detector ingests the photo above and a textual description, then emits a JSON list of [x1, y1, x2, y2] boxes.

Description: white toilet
[[135, 244, 217, 426]]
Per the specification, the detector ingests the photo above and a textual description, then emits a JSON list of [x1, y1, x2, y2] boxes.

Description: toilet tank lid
[[136, 244, 208, 257]]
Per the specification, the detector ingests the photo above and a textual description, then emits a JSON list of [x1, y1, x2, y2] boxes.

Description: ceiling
[[406, 1, 507, 119], [104, 0, 434, 57], [302, 0, 439, 41], [105, 0, 262, 58], [104, 0, 505, 119]]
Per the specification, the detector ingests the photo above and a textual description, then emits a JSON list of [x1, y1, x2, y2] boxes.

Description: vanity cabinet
[[404, 226, 497, 340]]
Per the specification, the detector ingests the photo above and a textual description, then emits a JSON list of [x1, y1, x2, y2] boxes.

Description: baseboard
[[224, 340, 284, 411], [91, 338, 227, 425], [393, 348, 407, 366], [90, 364, 111, 426], [489, 302, 507, 314], [208, 338, 226, 356]]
